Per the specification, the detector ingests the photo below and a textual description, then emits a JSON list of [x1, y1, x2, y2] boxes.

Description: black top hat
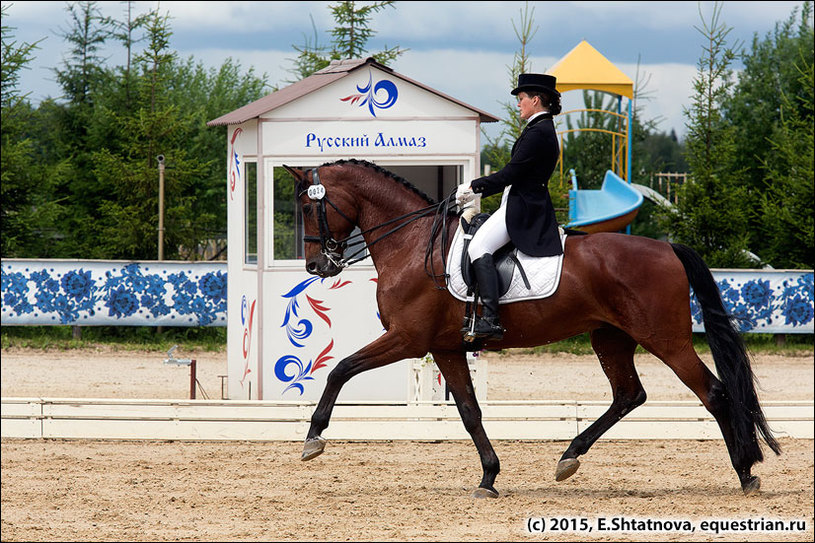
[[511, 73, 560, 97]]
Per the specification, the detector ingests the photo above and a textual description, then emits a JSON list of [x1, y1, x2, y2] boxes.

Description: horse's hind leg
[[432, 350, 500, 499], [649, 342, 762, 495], [556, 327, 646, 481]]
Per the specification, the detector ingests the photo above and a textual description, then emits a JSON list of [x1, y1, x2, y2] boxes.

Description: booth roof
[[207, 57, 499, 126], [546, 40, 634, 99]]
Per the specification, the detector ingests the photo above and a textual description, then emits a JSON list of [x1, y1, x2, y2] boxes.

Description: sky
[[2, 1, 809, 141]]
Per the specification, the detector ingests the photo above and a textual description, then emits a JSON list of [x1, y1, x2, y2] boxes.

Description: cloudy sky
[[2, 1, 808, 140]]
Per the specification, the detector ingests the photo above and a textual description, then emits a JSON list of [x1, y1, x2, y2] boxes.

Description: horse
[[282, 159, 780, 498]]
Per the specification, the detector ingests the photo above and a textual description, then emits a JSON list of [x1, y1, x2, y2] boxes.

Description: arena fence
[[1, 260, 812, 334], [2, 398, 812, 441]]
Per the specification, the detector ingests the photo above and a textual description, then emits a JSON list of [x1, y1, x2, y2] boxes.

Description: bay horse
[[283, 159, 780, 498]]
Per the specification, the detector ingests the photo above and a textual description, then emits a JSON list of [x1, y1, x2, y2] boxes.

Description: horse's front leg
[[301, 329, 418, 461], [432, 350, 500, 499]]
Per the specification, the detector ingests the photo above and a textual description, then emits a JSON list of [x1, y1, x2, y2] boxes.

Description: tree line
[[3, 2, 268, 260], [2, 1, 812, 269]]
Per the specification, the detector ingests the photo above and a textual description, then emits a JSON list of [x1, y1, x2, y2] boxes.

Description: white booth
[[208, 58, 497, 401]]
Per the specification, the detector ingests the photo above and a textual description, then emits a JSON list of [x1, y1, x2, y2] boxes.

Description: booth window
[[274, 166, 305, 260], [244, 161, 257, 265]]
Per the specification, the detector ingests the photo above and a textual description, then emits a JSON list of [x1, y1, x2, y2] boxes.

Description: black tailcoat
[[470, 114, 563, 257]]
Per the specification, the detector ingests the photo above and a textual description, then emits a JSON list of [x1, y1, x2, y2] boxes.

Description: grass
[[1, 326, 226, 353], [1, 326, 811, 357]]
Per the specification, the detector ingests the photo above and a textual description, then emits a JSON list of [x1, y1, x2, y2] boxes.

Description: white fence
[[3, 397, 811, 441]]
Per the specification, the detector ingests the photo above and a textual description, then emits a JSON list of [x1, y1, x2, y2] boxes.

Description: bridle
[[299, 167, 457, 284], [300, 168, 353, 269]]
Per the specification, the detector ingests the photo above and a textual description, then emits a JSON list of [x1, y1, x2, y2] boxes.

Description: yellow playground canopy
[[545, 40, 639, 234], [546, 40, 634, 99]]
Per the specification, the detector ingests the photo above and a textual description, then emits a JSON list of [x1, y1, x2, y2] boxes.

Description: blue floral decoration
[[3, 263, 811, 335], [107, 285, 140, 318], [280, 276, 320, 347], [274, 354, 314, 395], [783, 293, 814, 326], [1, 262, 227, 326], [340, 71, 398, 117], [689, 272, 813, 332]]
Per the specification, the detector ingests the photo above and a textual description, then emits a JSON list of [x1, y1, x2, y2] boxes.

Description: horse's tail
[[671, 243, 781, 459]]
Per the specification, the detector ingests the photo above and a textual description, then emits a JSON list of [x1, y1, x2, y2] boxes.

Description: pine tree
[[99, 0, 150, 109], [288, 1, 406, 81], [727, 1, 814, 267], [89, 8, 206, 260], [758, 43, 814, 268], [659, 2, 753, 267], [0, 7, 58, 256]]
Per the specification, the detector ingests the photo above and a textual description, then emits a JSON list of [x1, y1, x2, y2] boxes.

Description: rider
[[456, 73, 563, 341]]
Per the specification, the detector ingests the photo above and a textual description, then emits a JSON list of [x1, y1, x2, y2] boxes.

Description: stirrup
[[471, 317, 504, 341], [461, 315, 479, 343]]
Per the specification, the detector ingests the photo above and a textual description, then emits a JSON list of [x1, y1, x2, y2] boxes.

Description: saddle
[[445, 214, 570, 307], [459, 213, 531, 297]]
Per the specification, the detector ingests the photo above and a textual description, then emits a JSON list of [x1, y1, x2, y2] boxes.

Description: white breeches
[[467, 192, 511, 261]]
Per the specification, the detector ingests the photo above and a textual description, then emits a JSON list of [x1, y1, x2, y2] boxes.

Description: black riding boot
[[471, 254, 504, 341]]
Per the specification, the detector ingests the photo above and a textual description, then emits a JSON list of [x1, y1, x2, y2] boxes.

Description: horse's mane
[[323, 159, 438, 205]]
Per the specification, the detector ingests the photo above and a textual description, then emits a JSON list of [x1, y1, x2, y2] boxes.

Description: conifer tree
[[289, 1, 406, 80], [758, 45, 814, 268], [659, 2, 753, 267], [1, 7, 58, 256]]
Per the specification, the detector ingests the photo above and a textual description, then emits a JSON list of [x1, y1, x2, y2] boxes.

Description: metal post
[[189, 359, 197, 399], [157, 155, 165, 261], [625, 98, 632, 235]]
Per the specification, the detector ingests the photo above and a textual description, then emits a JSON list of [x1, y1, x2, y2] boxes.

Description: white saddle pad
[[445, 226, 566, 304]]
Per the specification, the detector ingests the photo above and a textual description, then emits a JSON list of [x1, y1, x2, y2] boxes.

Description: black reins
[[300, 167, 457, 283]]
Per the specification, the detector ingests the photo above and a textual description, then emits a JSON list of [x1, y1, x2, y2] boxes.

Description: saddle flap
[[459, 213, 521, 297]]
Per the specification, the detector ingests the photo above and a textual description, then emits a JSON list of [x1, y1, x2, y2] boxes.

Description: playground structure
[[546, 40, 645, 233], [568, 168, 643, 234]]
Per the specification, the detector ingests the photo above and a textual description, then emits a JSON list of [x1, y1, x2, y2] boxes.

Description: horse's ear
[[282, 164, 306, 182]]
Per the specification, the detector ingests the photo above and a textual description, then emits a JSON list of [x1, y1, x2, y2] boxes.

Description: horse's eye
[[302, 203, 313, 216]]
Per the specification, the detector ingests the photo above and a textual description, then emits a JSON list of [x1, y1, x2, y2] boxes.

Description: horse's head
[[283, 164, 358, 278]]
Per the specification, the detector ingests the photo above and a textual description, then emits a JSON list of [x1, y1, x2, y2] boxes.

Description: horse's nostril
[[306, 262, 318, 273]]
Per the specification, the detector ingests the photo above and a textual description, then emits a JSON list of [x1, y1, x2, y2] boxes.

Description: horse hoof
[[555, 458, 580, 481], [742, 475, 761, 496], [301, 436, 326, 461], [472, 487, 500, 499]]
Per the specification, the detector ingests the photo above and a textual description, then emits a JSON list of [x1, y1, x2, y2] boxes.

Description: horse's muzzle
[[306, 253, 343, 277]]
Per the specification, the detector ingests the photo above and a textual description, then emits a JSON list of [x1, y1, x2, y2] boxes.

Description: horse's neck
[[354, 180, 439, 267]]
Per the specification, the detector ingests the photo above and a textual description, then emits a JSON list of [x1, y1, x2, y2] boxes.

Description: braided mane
[[323, 159, 437, 205]]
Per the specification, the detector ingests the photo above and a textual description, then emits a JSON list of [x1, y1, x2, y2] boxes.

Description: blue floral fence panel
[[1, 260, 227, 327], [1, 260, 812, 333], [690, 270, 813, 334]]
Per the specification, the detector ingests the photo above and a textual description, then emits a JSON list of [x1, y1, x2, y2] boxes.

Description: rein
[[301, 168, 458, 280]]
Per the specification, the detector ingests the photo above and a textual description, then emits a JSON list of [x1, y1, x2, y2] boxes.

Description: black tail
[[671, 243, 781, 459]]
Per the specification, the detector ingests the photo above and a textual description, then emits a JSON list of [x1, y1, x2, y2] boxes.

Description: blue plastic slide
[[566, 169, 644, 233]]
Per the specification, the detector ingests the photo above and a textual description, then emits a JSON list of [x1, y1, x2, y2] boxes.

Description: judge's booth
[[208, 58, 497, 402]]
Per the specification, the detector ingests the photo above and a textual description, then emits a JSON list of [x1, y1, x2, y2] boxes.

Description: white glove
[[456, 184, 476, 205]]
